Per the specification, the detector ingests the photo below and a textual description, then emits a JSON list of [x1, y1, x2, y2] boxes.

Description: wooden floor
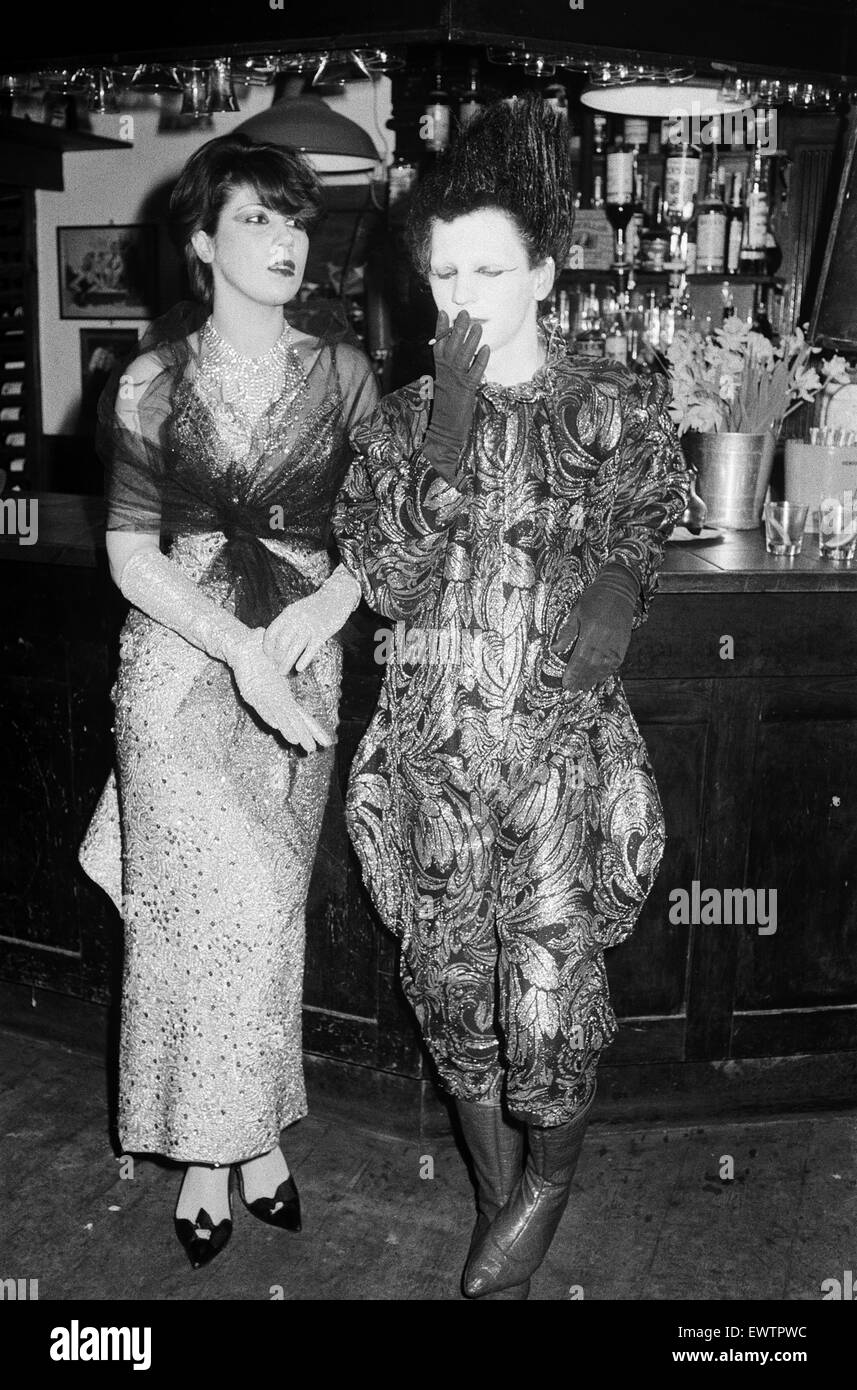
[[1, 1026, 855, 1302]]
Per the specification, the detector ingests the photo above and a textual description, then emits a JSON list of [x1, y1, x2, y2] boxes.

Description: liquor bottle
[[664, 140, 701, 265], [388, 156, 418, 207], [627, 171, 646, 267], [555, 287, 571, 338], [623, 117, 649, 154], [659, 291, 677, 350], [423, 61, 451, 154], [544, 82, 568, 117], [625, 290, 646, 369], [605, 136, 635, 264], [459, 62, 484, 127], [683, 217, 697, 274], [642, 289, 661, 354], [739, 130, 769, 274], [591, 113, 608, 207], [696, 166, 728, 273], [604, 303, 628, 364], [674, 271, 692, 327], [750, 286, 774, 338], [764, 228, 782, 276], [725, 172, 745, 275], [575, 282, 606, 359], [639, 187, 669, 272]]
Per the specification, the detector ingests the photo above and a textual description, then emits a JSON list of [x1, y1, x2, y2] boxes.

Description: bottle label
[[747, 191, 769, 249], [623, 118, 649, 148], [606, 151, 634, 204], [697, 211, 727, 271], [459, 100, 482, 127], [424, 104, 450, 152], [641, 236, 668, 272], [665, 153, 700, 215], [576, 337, 605, 359], [388, 162, 418, 204]]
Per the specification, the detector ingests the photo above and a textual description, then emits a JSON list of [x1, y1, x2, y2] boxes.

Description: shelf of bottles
[[555, 107, 784, 365], [385, 59, 787, 370], [0, 190, 37, 496]]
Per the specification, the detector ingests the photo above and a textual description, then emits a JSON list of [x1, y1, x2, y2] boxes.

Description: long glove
[[551, 562, 640, 694], [422, 309, 490, 483], [263, 562, 361, 674], [117, 547, 333, 754]]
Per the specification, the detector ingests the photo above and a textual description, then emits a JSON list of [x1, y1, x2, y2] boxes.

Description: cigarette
[[427, 329, 452, 346]]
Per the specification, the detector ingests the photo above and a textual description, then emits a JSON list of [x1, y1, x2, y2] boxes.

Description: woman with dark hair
[[333, 97, 688, 1299], [80, 133, 377, 1268]]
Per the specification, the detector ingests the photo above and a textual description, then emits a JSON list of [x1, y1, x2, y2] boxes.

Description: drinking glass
[[818, 493, 857, 561], [763, 501, 808, 556]]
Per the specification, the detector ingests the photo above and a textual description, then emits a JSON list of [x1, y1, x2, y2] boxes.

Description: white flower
[[793, 365, 822, 402], [822, 354, 852, 384], [687, 399, 724, 433]]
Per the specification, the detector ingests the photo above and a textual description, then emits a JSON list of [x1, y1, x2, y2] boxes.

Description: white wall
[[36, 79, 392, 435]]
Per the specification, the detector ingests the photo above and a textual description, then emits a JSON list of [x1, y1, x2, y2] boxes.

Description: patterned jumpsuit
[[333, 335, 688, 1125]]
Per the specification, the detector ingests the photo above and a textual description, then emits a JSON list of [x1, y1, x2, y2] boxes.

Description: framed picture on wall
[[79, 327, 139, 433], [57, 224, 158, 319]]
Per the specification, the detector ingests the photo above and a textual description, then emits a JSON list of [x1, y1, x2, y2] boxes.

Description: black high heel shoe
[[236, 1165, 302, 1232], [174, 1172, 233, 1270]]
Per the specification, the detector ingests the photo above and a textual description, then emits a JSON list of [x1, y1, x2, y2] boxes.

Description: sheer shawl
[[99, 300, 378, 628]]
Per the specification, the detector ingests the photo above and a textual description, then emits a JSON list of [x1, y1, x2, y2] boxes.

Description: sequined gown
[[80, 324, 377, 1164], [333, 335, 689, 1125]]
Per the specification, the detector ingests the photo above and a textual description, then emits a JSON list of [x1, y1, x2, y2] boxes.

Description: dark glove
[[422, 309, 490, 483], [551, 563, 640, 693]]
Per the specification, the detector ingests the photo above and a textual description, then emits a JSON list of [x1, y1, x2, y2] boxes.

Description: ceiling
[[6, 0, 857, 80]]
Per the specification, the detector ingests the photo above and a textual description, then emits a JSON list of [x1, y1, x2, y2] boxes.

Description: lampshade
[[580, 82, 755, 117], [234, 94, 378, 174]]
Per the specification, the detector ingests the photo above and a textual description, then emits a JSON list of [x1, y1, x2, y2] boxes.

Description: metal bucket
[[682, 432, 776, 530]]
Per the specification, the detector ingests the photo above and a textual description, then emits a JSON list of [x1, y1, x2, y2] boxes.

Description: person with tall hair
[[79, 133, 377, 1268], [333, 96, 689, 1299]]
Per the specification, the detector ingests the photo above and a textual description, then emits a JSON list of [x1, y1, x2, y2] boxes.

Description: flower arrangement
[[665, 317, 850, 437]]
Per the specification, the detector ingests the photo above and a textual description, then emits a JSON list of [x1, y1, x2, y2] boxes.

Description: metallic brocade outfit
[[333, 335, 688, 1125], [79, 325, 377, 1164]]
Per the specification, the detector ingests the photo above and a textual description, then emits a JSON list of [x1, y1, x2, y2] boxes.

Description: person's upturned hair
[[407, 94, 574, 277], [169, 133, 323, 303]]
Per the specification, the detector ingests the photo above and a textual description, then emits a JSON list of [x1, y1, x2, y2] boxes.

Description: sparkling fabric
[[79, 321, 377, 1164], [333, 334, 689, 1125]]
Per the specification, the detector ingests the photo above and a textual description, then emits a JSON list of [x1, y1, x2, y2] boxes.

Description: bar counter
[[2, 493, 855, 1132], [5, 492, 857, 589]]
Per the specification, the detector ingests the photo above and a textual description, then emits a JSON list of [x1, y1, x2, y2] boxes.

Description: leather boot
[[454, 1099, 530, 1300], [463, 1092, 594, 1298]]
